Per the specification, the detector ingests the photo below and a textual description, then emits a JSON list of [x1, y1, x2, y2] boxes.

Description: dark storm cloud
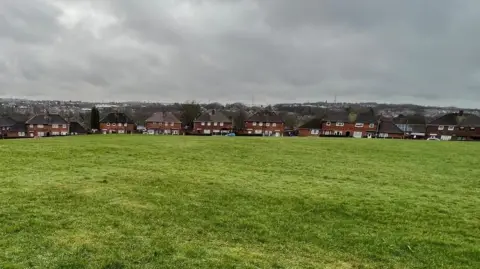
[[0, 0, 479, 107]]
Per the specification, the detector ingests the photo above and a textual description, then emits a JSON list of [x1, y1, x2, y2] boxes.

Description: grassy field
[[0, 135, 479, 268]]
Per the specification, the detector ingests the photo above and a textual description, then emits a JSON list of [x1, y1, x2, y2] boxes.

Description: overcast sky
[[1, 0, 479, 107]]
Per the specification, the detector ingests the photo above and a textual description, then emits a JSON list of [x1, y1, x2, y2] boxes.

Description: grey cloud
[[0, 0, 479, 107]]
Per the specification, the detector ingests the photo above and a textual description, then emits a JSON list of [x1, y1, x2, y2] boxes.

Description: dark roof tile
[[100, 112, 134, 124], [145, 112, 181, 123], [195, 110, 232, 123], [26, 114, 68, 125]]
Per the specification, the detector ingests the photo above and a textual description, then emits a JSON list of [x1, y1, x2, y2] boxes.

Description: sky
[[1, 0, 479, 108]]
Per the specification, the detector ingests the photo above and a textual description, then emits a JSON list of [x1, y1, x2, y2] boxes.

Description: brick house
[[26, 114, 69, 137], [193, 110, 233, 135], [393, 114, 427, 139], [0, 116, 27, 138], [100, 112, 136, 134], [351, 110, 378, 138], [321, 110, 354, 137], [145, 112, 182, 135], [377, 119, 405, 139], [244, 111, 284, 136], [427, 111, 480, 141], [298, 117, 324, 137]]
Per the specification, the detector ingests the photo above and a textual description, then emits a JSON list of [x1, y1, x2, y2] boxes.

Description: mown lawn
[[0, 135, 479, 268]]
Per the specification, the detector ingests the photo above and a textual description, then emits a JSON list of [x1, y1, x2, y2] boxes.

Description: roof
[[69, 122, 87, 133], [195, 110, 232, 123], [458, 114, 480, 127], [247, 111, 283, 123], [379, 120, 404, 134], [355, 110, 377, 123], [323, 110, 350, 122], [26, 114, 68, 125], [428, 113, 459, 125], [100, 112, 134, 124], [393, 114, 426, 125], [298, 117, 323, 129], [145, 112, 181, 123], [0, 117, 17, 127]]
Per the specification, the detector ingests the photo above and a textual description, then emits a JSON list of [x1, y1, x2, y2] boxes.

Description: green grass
[[0, 135, 479, 269]]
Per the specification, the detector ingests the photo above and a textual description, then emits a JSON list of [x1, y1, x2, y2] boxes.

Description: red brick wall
[[244, 121, 284, 134], [146, 122, 182, 131], [321, 122, 355, 136], [298, 128, 320, 137], [100, 123, 135, 133], [352, 123, 377, 137], [27, 124, 69, 136], [193, 121, 233, 133]]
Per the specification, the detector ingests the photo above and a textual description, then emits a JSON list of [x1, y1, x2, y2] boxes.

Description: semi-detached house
[[26, 114, 69, 137]]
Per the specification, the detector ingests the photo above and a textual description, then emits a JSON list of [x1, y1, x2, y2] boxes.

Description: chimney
[[459, 110, 464, 116], [211, 109, 216, 115]]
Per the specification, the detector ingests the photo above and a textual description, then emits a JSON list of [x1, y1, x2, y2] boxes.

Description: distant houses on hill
[[1, 109, 480, 141]]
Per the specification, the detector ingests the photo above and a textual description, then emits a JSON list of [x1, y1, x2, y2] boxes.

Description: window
[[37, 124, 44, 128], [369, 123, 375, 128], [310, 129, 319, 135], [438, 125, 444, 130], [326, 121, 331, 126], [118, 123, 122, 127], [112, 123, 116, 126], [266, 123, 270, 127], [62, 124, 67, 128], [470, 127, 476, 131], [214, 122, 218, 126], [106, 123, 110, 126], [201, 122, 205, 126], [18, 132, 25, 137], [220, 122, 224, 126], [253, 122, 257, 126], [52, 124, 58, 128], [170, 122, 174, 126], [336, 122, 344, 127], [459, 126, 465, 130], [259, 122, 263, 127], [272, 123, 276, 127], [448, 126, 455, 131], [355, 123, 364, 128], [207, 122, 211, 126], [29, 124, 33, 128]]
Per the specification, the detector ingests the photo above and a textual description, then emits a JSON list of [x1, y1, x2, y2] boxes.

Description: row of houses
[[298, 109, 480, 141], [2, 109, 480, 141]]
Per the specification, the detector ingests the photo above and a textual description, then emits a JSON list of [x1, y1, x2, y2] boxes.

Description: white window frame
[[18, 132, 25, 137], [106, 123, 110, 126], [438, 125, 444, 130], [37, 124, 44, 128], [470, 127, 475, 131], [266, 123, 270, 127], [355, 123, 364, 128], [259, 122, 263, 126], [52, 124, 59, 128], [118, 123, 123, 127], [213, 122, 218, 126], [326, 122, 331, 126], [448, 126, 455, 131], [201, 122, 205, 126], [112, 123, 116, 126], [62, 124, 67, 128], [29, 124, 33, 128], [219, 122, 224, 126], [207, 122, 211, 126], [272, 123, 276, 127], [369, 123, 375, 128], [253, 122, 257, 126], [170, 122, 174, 126], [336, 122, 344, 127]]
